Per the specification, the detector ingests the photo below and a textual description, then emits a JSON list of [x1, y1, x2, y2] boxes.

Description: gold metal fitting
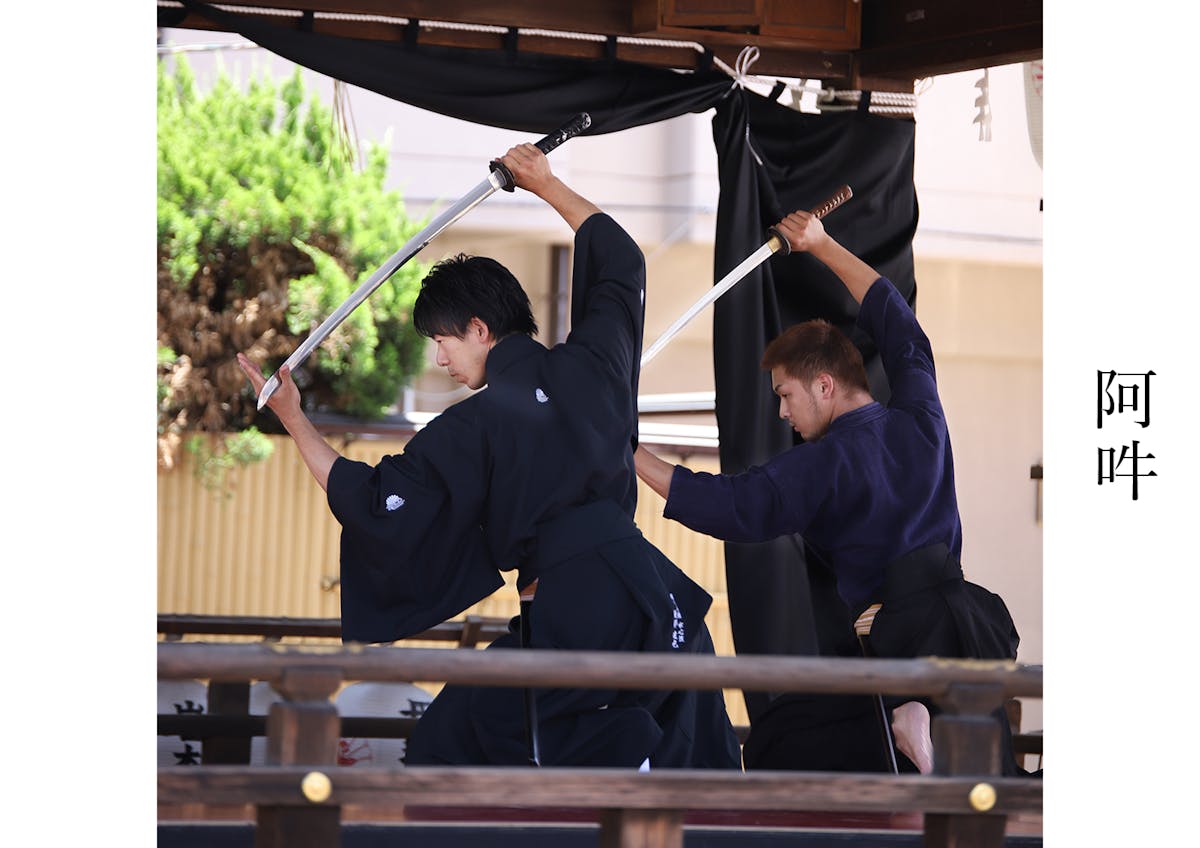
[[301, 771, 333, 804], [968, 782, 997, 812]]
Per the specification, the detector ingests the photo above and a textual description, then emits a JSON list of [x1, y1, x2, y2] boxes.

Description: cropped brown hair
[[761, 320, 869, 392]]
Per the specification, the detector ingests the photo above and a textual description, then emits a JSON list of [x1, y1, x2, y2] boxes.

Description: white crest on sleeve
[[535, 388, 549, 404], [385, 494, 406, 511]]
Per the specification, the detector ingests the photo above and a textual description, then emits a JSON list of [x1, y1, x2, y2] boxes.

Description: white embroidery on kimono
[[535, 388, 550, 403], [385, 494, 406, 511], [669, 592, 686, 649]]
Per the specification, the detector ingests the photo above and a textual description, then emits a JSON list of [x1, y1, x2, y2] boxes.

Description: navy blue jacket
[[665, 277, 964, 611]]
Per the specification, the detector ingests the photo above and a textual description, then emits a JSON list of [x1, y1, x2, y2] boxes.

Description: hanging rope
[[973, 68, 993, 142], [332, 79, 362, 169]]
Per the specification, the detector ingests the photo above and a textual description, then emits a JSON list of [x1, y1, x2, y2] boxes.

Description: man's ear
[[468, 316, 492, 342], [814, 372, 835, 399]]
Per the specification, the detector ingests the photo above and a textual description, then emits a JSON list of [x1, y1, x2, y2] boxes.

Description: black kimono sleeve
[[327, 406, 504, 643], [564, 213, 646, 397]]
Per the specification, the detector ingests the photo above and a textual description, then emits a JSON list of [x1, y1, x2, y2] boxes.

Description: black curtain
[[710, 89, 917, 721], [170, 1, 919, 725], [174, 1, 731, 135]]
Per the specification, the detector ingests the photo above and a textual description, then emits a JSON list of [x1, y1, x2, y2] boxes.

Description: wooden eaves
[[157, 0, 1043, 92]]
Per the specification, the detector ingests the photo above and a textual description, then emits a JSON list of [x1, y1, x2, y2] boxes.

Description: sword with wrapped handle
[[640, 184, 853, 368], [256, 112, 593, 409]]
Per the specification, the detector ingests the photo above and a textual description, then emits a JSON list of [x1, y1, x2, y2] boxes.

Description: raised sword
[[640, 184, 853, 368], [256, 112, 593, 409]]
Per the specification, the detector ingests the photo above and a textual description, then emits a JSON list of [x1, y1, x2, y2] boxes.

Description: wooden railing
[[158, 637, 1042, 848], [158, 612, 512, 645], [158, 614, 1040, 759]]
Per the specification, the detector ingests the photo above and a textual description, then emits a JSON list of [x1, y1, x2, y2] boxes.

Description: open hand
[[236, 352, 301, 421]]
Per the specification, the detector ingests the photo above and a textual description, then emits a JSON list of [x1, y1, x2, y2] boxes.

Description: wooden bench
[[158, 641, 1042, 848]]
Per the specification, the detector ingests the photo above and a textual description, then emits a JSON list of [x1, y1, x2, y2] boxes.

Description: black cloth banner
[[711, 89, 917, 721], [172, 1, 918, 725], [175, 1, 732, 135]]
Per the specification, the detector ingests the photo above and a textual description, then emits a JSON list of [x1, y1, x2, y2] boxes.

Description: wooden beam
[[159, 1, 1041, 79], [857, 0, 1042, 77], [158, 765, 1043, 815], [185, 0, 637, 34], [157, 613, 511, 643], [855, 23, 1042, 79], [860, 0, 1040, 48], [158, 714, 421, 739], [159, 642, 1044, 699], [159, 5, 845, 78]]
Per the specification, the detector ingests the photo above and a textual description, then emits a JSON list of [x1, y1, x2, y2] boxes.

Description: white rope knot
[[732, 45, 760, 89]]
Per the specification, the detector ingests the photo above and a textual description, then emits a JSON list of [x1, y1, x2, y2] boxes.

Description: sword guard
[[489, 159, 517, 192], [765, 227, 791, 256], [488, 114, 592, 193], [763, 185, 853, 254]]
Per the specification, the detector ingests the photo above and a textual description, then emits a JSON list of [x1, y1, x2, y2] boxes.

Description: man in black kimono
[[237, 143, 740, 770], [635, 208, 1024, 776]]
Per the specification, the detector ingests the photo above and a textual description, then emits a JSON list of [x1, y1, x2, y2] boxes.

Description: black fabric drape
[[711, 89, 918, 721], [171, 2, 919, 727], [176, 1, 732, 135]]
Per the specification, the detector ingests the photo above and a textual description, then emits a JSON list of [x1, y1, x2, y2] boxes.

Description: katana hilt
[[813, 184, 854, 219], [765, 184, 854, 255], [490, 112, 593, 191]]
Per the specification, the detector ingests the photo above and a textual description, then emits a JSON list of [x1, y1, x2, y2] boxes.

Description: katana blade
[[640, 184, 853, 369], [640, 240, 777, 368], [257, 172, 504, 408], [256, 113, 593, 410]]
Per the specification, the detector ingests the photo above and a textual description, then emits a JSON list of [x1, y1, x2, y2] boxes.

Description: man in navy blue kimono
[[237, 143, 740, 770], [635, 208, 1023, 776]]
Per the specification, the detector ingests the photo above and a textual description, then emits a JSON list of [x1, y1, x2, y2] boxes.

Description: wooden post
[[599, 809, 684, 848], [203, 681, 251, 764], [256, 667, 343, 848], [924, 681, 1008, 848]]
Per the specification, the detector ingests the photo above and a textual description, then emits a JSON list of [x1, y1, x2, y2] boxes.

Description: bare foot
[[891, 701, 934, 774]]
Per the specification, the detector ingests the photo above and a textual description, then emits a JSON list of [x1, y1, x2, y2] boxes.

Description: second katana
[[640, 185, 853, 368]]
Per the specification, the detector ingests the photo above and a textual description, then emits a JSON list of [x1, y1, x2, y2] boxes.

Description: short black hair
[[413, 254, 538, 340]]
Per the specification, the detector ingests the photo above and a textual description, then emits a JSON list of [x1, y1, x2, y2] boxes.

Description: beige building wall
[[913, 256, 1043, 735]]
